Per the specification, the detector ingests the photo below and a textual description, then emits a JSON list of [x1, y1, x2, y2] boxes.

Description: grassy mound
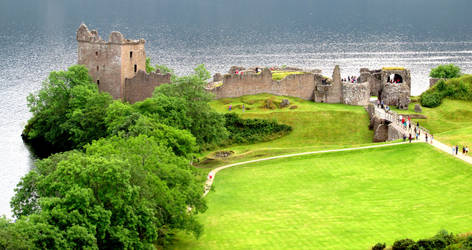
[[173, 143, 472, 249], [203, 94, 373, 167], [420, 74, 472, 107]]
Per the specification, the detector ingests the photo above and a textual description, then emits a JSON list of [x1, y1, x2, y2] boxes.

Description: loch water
[[1, 0, 471, 217]]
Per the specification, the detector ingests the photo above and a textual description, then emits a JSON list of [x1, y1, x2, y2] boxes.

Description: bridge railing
[[372, 104, 430, 135]]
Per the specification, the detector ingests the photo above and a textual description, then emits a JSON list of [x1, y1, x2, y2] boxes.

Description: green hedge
[[372, 230, 472, 250], [224, 113, 292, 144]]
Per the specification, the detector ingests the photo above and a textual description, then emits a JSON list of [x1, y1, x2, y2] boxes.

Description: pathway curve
[[204, 141, 412, 196], [203, 104, 472, 197]]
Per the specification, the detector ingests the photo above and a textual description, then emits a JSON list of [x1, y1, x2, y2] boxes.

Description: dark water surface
[[1, 0, 471, 217]]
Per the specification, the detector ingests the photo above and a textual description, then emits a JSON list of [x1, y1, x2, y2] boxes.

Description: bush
[[392, 238, 415, 250], [430, 64, 461, 79], [372, 242, 386, 250], [420, 75, 472, 108], [420, 91, 442, 107], [224, 113, 292, 144]]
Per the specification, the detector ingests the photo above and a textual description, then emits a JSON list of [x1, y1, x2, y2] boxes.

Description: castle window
[[97, 66, 99, 71], [95, 51, 98, 56], [130, 51, 133, 58], [97, 80, 100, 85], [134, 64, 137, 73]]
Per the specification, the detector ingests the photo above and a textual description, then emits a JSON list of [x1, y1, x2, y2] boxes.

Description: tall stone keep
[[76, 23, 146, 100]]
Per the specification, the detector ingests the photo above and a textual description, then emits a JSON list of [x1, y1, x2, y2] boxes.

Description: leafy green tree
[[145, 57, 176, 81], [430, 64, 462, 78], [133, 94, 192, 130], [0, 217, 34, 250], [154, 64, 228, 148], [11, 134, 206, 248], [23, 65, 112, 154], [145, 57, 156, 73]]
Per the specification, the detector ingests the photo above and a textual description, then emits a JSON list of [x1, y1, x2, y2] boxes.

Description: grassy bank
[[394, 99, 472, 147], [200, 94, 373, 167], [173, 143, 472, 249]]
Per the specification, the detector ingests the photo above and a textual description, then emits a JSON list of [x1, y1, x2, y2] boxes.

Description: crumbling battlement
[[211, 68, 318, 100], [124, 70, 171, 104]]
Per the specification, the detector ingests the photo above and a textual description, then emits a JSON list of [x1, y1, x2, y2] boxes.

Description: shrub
[[420, 91, 442, 107], [224, 113, 292, 144], [392, 238, 415, 250], [372, 242, 386, 250], [430, 64, 461, 79], [289, 105, 298, 109]]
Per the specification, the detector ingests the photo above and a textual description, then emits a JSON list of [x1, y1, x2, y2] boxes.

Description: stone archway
[[387, 74, 403, 83]]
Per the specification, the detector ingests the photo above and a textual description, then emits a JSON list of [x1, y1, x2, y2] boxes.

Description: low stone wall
[[380, 83, 410, 109], [211, 68, 317, 100], [342, 82, 370, 106], [124, 70, 171, 103]]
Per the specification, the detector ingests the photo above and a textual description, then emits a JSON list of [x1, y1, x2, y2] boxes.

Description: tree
[[145, 57, 176, 81], [153, 64, 228, 148], [430, 64, 461, 79], [23, 65, 112, 154], [11, 135, 206, 248]]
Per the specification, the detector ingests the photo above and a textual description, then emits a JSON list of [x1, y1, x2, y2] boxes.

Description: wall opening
[[95, 51, 98, 56], [134, 64, 137, 73], [130, 51, 133, 58], [387, 74, 403, 83], [97, 80, 100, 85], [97, 66, 99, 71]]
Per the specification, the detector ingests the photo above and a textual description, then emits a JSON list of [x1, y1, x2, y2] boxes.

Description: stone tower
[[76, 23, 146, 99]]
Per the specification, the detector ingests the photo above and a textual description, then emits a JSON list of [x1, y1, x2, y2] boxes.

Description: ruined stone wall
[[342, 82, 370, 106], [313, 66, 342, 103], [380, 83, 410, 109], [77, 24, 145, 100], [211, 69, 316, 100], [124, 70, 171, 104]]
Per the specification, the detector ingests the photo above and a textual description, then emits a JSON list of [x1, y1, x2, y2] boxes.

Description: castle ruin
[[76, 24, 170, 103], [76, 23, 411, 109], [209, 66, 411, 108]]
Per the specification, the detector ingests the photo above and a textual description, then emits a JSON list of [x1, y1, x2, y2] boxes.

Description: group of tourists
[[452, 145, 469, 155], [342, 76, 359, 83]]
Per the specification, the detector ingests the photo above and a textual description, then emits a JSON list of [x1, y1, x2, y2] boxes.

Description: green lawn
[[393, 99, 472, 147], [201, 94, 374, 167], [173, 143, 472, 249]]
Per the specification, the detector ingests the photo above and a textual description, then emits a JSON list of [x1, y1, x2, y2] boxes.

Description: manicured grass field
[[202, 94, 374, 167], [173, 143, 472, 249], [394, 99, 472, 147]]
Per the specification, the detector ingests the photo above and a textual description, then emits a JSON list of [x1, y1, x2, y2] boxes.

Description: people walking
[[430, 134, 433, 144], [452, 146, 456, 155], [425, 133, 428, 142], [456, 145, 459, 155], [409, 134, 412, 143]]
